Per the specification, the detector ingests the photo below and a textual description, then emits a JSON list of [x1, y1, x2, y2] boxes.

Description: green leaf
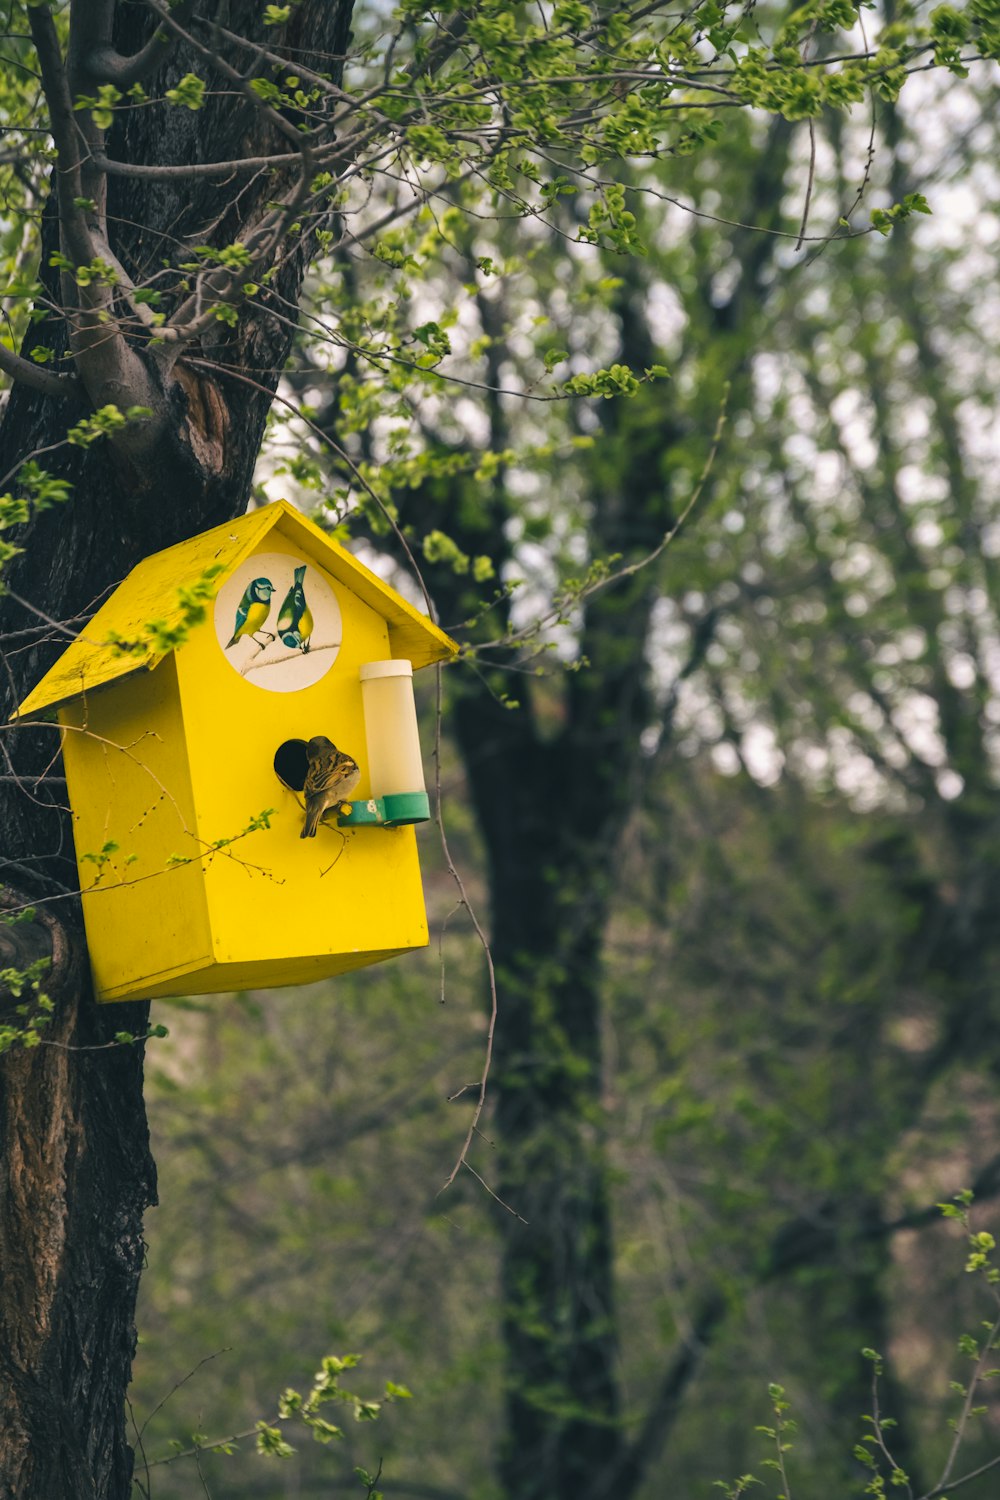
[[165, 74, 206, 111], [255, 1421, 295, 1459]]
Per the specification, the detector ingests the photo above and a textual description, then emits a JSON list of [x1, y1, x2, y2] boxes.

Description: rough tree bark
[[0, 4, 353, 1494]]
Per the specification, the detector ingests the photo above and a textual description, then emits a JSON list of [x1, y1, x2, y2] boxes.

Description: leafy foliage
[[1, 2, 999, 1498]]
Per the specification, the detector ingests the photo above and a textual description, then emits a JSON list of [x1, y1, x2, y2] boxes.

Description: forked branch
[[82, 1, 193, 87]]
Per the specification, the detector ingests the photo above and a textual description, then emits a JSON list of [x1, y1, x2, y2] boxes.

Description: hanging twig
[[795, 118, 817, 252]]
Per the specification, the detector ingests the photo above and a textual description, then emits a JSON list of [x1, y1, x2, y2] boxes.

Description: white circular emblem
[[214, 552, 342, 692]]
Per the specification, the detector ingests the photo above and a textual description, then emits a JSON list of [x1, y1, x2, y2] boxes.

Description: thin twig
[[432, 660, 503, 1201], [473, 381, 731, 654], [870, 1362, 914, 1500], [795, 118, 817, 252], [461, 1159, 526, 1223], [136, 1349, 233, 1446], [935, 1306, 1000, 1491], [921, 1451, 1000, 1499]]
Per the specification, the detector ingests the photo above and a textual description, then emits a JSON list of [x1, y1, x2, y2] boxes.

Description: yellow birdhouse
[[17, 501, 457, 1003]]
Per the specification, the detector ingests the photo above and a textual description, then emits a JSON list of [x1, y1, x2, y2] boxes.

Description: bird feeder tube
[[275, 659, 431, 830], [359, 660, 427, 796]]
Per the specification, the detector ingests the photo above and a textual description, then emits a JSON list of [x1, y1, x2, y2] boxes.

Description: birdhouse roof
[[17, 500, 458, 717]]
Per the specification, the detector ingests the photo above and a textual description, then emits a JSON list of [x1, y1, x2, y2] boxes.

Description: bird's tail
[[300, 804, 322, 838]]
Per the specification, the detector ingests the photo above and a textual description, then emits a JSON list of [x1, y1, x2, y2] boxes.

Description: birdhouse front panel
[[18, 501, 457, 1003], [174, 531, 430, 988]]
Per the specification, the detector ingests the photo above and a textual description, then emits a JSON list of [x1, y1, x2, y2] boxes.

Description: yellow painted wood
[[28, 511, 447, 1002], [179, 531, 429, 983], [18, 500, 457, 718], [98, 947, 415, 1003], [60, 655, 214, 1000]]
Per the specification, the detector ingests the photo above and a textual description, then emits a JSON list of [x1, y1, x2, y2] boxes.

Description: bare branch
[[434, 656, 501, 1199], [921, 1453, 1000, 1500], [795, 117, 817, 251], [143, 0, 311, 152], [91, 147, 299, 180], [134, 0, 323, 350]]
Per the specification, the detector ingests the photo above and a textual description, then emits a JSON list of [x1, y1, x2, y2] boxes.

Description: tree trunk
[[316, 105, 794, 1500], [0, 4, 353, 1493], [455, 695, 624, 1500], [446, 528, 678, 1499]]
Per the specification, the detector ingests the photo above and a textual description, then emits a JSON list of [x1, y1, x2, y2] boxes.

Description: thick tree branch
[[83, 2, 192, 88], [92, 146, 299, 179], [0, 341, 81, 399], [28, 3, 159, 422], [27, 6, 97, 269]]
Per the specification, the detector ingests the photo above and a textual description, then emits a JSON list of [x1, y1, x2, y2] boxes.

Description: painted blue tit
[[276, 565, 313, 652], [301, 736, 361, 838], [226, 577, 274, 648]]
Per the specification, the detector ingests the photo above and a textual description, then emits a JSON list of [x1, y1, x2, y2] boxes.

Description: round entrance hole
[[274, 738, 309, 793]]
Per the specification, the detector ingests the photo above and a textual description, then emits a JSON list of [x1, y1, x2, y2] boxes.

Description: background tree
[[117, 31, 1000, 1500], [275, 53, 995, 1499]]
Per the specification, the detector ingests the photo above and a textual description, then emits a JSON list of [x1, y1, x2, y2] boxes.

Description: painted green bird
[[276, 565, 313, 652], [301, 736, 361, 838], [226, 577, 274, 648]]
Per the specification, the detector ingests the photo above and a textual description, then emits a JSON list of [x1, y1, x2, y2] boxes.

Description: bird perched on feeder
[[277, 565, 313, 652], [226, 577, 274, 648], [301, 735, 360, 838]]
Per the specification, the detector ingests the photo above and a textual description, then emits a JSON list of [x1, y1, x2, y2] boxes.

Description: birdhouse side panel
[[176, 541, 429, 976], [59, 656, 213, 1001]]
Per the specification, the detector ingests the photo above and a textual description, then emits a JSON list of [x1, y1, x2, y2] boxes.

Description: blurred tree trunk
[[416, 125, 791, 1481], [451, 551, 671, 1500]]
